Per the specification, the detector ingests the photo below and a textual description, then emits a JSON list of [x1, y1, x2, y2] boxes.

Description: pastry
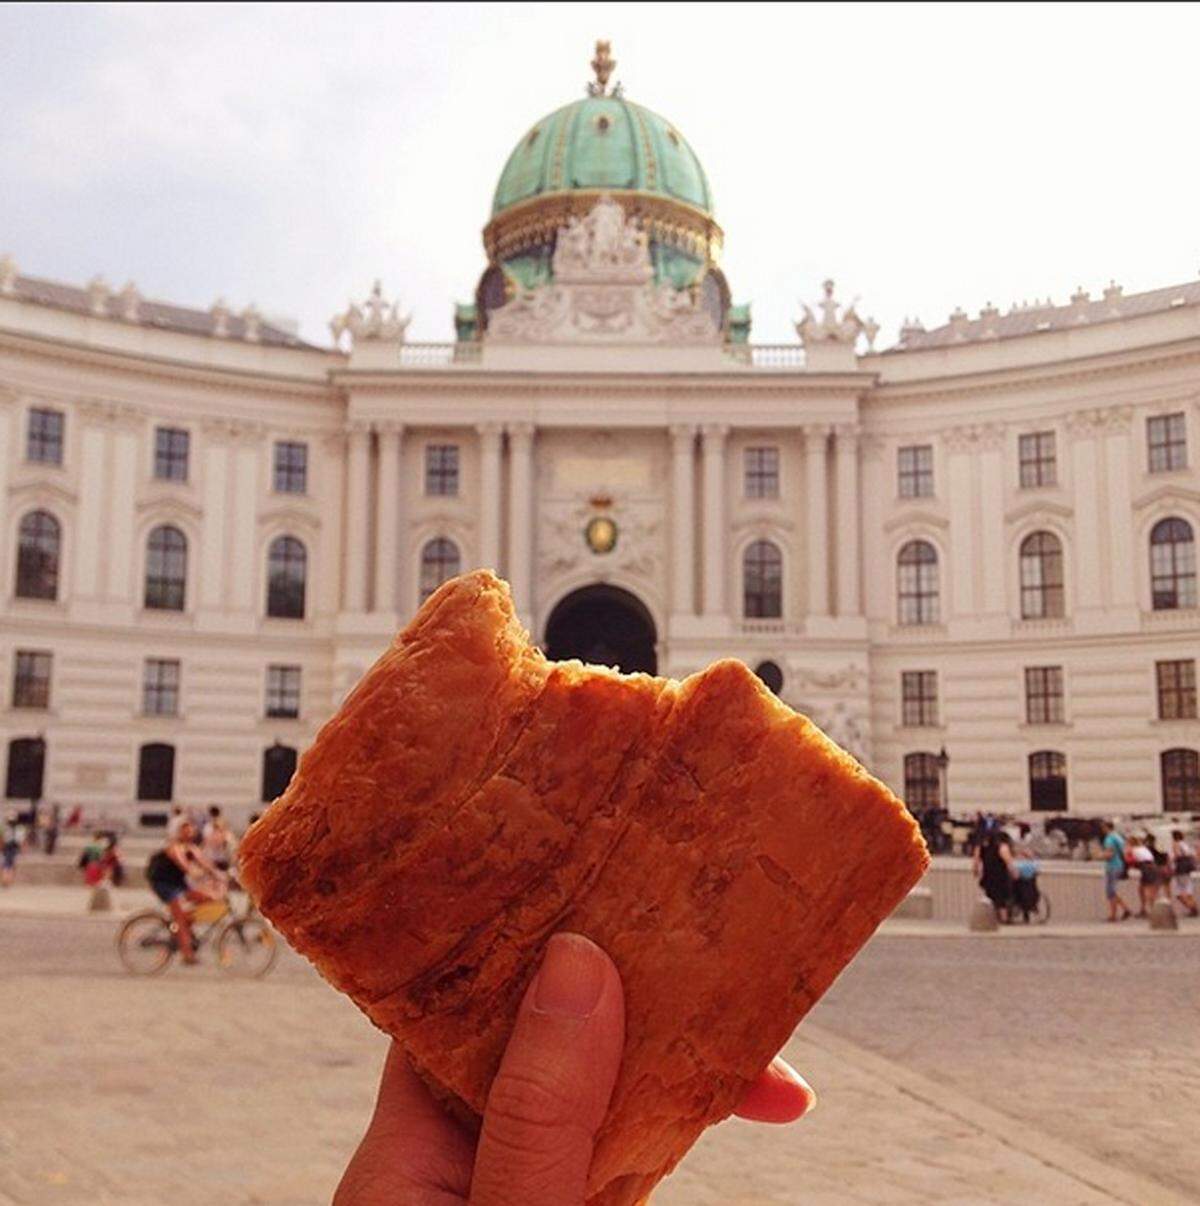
[[239, 569, 928, 1205]]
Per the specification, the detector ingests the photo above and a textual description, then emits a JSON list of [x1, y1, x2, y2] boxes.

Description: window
[[27, 408, 64, 465], [1029, 751, 1067, 811], [266, 665, 301, 718], [5, 737, 45, 800], [742, 540, 783, 618], [897, 540, 939, 625], [1025, 666, 1064, 724], [137, 742, 175, 802], [1156, 660, 1197, 720], [1150, 517, 1197, 610], [142, 659, 180, 716], [754, 660, 784, 696], [266, 536, 306, 619], [1161, 748, 1200, 810], [1148, 413, 1187, 473], [262, 744, 298, 803], [901, 671, 938, 727], [904, 752, 941, 812], [1019, 431, 1056, 488], [15, 510, 61, 600], [424, 444, 460, 496], [419, 538, 461, 602], [273, 441, 308, 494], [898, 445, 933, 498], [744, 447, 780, 499], [1019, 531, 1065, 619], [153, 427, 190, 482], [12, 651, 51, 709], [144, 525, 187, 611]]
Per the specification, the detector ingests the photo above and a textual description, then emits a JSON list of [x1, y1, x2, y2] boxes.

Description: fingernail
[[532, 932, 606, 1019]]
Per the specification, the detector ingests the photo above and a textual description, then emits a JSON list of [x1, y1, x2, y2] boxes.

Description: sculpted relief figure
[[488, 196, 718, 345]]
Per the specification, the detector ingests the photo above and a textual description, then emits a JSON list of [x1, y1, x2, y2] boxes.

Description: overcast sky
[[2, 2, 1198, 347]]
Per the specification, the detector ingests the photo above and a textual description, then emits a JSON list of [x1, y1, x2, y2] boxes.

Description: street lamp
[[936, 746, 950, 810]]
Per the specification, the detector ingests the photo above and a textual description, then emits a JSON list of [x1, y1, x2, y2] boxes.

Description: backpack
[[1175, 852, 1196, 876], [145, 850, 174, 882]]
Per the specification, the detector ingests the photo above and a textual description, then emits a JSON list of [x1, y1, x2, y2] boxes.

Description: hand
[[335, 932, 815, 1206]]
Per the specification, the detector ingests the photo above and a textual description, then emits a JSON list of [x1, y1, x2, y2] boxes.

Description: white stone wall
[[0, 288, 1197, 822]]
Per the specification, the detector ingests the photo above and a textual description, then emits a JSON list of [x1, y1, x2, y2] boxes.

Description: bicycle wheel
[[216, 916, 279, 978], [1035, 892, 1051, 925], [117, 910, 176, 975]]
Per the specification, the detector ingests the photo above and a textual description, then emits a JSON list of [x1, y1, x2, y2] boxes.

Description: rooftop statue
[[330, 280, 411, 347], [796, 279, 879, 351]]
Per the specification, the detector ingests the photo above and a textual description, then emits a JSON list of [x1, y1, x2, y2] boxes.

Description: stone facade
[[0, 198, 1198, 824]]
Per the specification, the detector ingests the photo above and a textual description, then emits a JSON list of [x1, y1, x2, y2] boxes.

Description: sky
[[2, 2, 1199, 348]]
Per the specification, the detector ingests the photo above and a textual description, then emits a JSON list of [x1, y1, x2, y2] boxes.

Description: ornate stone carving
[[117, 281, 140, 323], [87, 276, 111, 316], [943, 422, 1005, 453], [77, 398, 147, 429], [241, 304, 262, 343], [487, 197, 720, 346], [795, 280, 879, 351], [1066, 405, 1132, 437], [330, 281, 412, 348], [210, 298, 231, 338], [201, 416, 266, 444], [0, 254, 16, 296], [538, 497, 663, 586]]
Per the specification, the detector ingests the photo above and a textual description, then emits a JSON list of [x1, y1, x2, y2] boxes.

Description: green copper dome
[[491, 95, 713, 217]]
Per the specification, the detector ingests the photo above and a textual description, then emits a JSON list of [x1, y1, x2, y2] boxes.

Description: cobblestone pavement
[[0, 916, 1196, 1205]]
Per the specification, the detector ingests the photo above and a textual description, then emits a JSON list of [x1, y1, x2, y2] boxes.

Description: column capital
[[346, 420, 373, 439], [476, 420, 505, 442], [700, 422, 729, 443], [507, 421, 536, 443], [833, 421, 861, 443], [372, 419, 405, 438], [804, 422, 832, 446], [669, 422, 698, 445]]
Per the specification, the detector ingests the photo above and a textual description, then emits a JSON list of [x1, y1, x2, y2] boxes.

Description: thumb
[[469, 932, 625, 1206]]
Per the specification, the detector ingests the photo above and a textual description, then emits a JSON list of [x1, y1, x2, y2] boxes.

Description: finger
[[734, 1056, 816, 1123], [470, 932, 624, 1206], [335, 1042, 474, 1205]]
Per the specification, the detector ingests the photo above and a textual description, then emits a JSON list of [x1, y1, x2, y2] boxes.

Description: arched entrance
[[544, 584, 657, 675]]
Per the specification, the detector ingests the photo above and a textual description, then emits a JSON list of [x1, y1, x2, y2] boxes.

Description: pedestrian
[[1100, 821, 1132, 922], [43, 801, 60, 855], [201, 806, 235, 873], [2, 810, 25, 887], [166, 805, 187, 842], [1127, 832, 1158, 916], [1169, 829, 1198, 917], [973, 826, 1014, 922]]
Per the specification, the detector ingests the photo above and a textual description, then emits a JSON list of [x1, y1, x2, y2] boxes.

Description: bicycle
[[116, 890, 278, 977]]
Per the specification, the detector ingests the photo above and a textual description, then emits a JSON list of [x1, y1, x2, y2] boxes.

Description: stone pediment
[[486, 197, 720, 347]]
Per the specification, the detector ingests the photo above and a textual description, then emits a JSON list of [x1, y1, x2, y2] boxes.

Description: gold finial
[[590, 40, 615, 95]]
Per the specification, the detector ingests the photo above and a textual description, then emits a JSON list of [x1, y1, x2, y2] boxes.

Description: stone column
[[701, 424, 728, 616], [343, 424, 371, 612], [804, 424, 830, 617], [198, 436, 229, 611], [1068, 410, 1103, 619], [74, 409, 109, 599], [228, 433, 261, 614], [477, 422, 504, 571], [833, 422, 861, 616], [507, 422, 535, 617], [373, 423, 402, 614], [106, 421, 140, 602], [670, 424, 697, 615], [1103, 409, 1136, 609], [945, 428, 976, 617], [978, 426, 1006, 614]]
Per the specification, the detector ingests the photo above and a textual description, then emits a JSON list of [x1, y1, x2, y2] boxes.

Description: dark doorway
[[137, 742, 175, 802], [6, 737, 45, 800], [262, 744, 298, 803], [544, 585, 657, 675]]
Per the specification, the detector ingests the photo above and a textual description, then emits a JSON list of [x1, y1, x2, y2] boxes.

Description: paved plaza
[[1, 907, 1197, 1206]]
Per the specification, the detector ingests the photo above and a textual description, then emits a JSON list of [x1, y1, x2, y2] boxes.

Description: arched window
[[5, 737, 45, 800], [1161, 748, 1200, 810], [16, 510, 60, 600], [754, 660, 784, 695], [262, 743, 298, 803], [419, 538, 461, 603], [137, 742, 175, 802], [1029, 750, 1067, 811], [144, 525, 187, 611], [743, 540, 783, 618], [897, 540, 939, 625], [1150, 517, 1197, 610], [267, 536, 307, 619], [1019, 531, 1064, 619], [903, 752, 941, 813]]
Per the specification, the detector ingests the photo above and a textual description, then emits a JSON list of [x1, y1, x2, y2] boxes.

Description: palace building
[[0, 45, 1197, 824]]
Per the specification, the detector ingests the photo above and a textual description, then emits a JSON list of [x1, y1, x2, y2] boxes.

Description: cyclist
[[145, 820, 225, 964]]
